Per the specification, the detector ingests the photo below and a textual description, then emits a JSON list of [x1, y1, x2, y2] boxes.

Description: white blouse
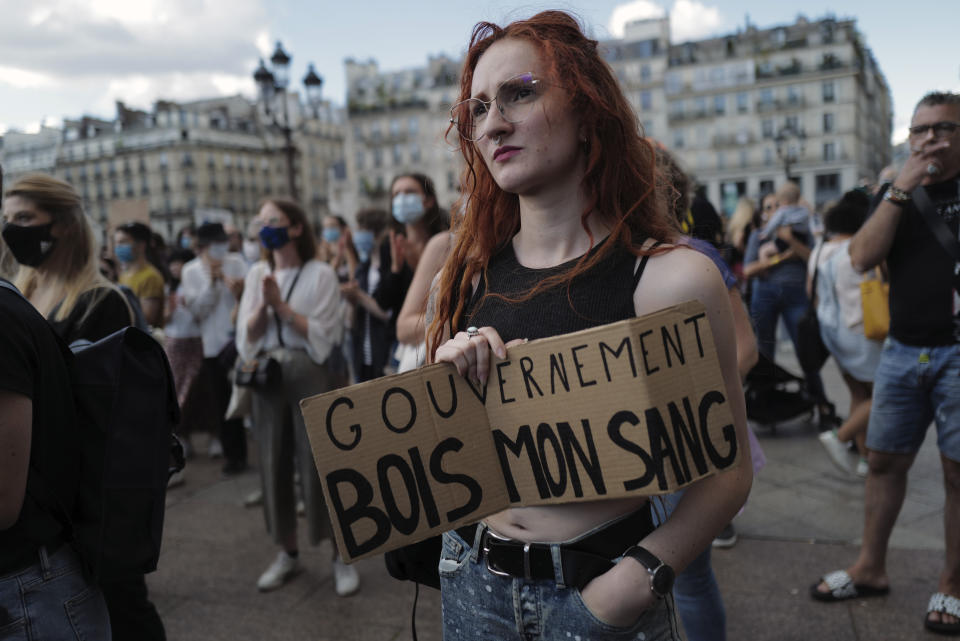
[[236, 259, 346, 366]]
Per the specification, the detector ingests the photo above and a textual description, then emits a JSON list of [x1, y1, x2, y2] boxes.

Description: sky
[[1, 0, 958, 144]]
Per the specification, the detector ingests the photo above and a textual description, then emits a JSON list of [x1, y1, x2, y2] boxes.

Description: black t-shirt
[[0, 283, 81, 574], [883, 179, 960, 346], [49, 287, 131, 345]]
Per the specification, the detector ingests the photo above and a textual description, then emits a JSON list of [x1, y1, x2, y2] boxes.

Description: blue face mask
[[353, 230, 376, 262], [322, 227, 341, 244], [392, 192, 425, 224], [259, 225, 290, 250], [115, 243, 135, 264], [180, 236, 192, 249]]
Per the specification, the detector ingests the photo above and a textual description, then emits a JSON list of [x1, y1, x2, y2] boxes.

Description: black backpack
[[2, 280, 184, 581], [66, 326, 184, 581]]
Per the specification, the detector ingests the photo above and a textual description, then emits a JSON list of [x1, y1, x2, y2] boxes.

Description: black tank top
[[460, 240, 653, 342]]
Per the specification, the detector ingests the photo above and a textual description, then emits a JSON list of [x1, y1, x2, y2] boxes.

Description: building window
[[737, 92, 748, 113], [224, 154, 232, 168], [714, 95, 726, 115], [408, 117, 419, 135], [392, 144, 402, 165], [159, 153, 168, 168], [764, 148, 774, 165], [673, 130, 684, 149], [694, 97, 707, 117], [759, 88, 774, 107], [822, 81, 835, 103], [353, 124, 363, 140], [669, 100, 684, 119], [642, 120, 654, 136], [816, 173, 840, 192], [390, 119, 401, 136], [717, 152, 726, 171], [759, 179, 775, 196], [640, 90, 652, 111], [784, 115, 799, 133], [823, 112, 834, 133], [761, 119, 774, 139], [787, 86, 801, 105], [739, 150, 748, 168], [355, 151, 365, 170], [823, 142, 837, 162], [410, 143, 421, 163], [640, 64, 651, 82]]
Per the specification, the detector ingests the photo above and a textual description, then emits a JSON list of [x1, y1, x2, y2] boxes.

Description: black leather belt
[[454, 506, 654, 590]]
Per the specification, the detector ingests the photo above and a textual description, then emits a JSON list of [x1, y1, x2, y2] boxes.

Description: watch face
[[652, 565, 675, 596]]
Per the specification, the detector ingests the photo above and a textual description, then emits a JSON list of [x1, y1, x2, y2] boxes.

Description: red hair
[[427, 10, 678, 357]]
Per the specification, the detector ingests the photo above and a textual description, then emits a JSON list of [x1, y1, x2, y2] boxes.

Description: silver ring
[[466, 326, 480, 339], [926, 163, 940, 176]]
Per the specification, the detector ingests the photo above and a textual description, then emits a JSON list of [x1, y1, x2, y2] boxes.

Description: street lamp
[[252, 41, 325, 206], [774, 125, 807, 183]]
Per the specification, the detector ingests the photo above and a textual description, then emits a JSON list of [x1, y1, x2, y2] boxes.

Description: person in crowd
[[0, 166, 113, 641], [725, 196, 759, 285], [115, 221, 165, 328], [318, 214, 357, 283], [2, 173, 165, 639], [340, 208, 396, 382], [179, 222, 248, 474], [808, 191, 882, 478], [242, 218, 264, 266], [428, 12, 752, 639], [743, 181, 831, 427], [395, 230, 454, 347], [175, 224, 196, 252], [235, 198, 358, 596], [811, 91, 960, 635], [225, 222, 244, 254], [654, 147, 762, 641], [162, 247, 201, 477], [389, 173, 450, 371], [688, 184, 724, 247]]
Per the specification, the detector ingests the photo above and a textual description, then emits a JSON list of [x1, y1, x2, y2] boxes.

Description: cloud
[[607, 0, 725, 42], [0, 65, 57, 89], [92, 73, 256, 115], [0, 0, 269, 78], [670, 0, 724, 42], [608, 1, 666, 38]]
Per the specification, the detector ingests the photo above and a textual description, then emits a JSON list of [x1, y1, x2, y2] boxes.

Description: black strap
[[913, 185, 960, 263], [632, 240, 662, 289], [274, 265, 304, 348], [808, 241, 825, 308]]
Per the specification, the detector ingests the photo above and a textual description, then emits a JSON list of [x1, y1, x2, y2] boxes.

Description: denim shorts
[[0, 545, 112, 641], [867, 336, 960, 462], [439, 526, 680, 641]]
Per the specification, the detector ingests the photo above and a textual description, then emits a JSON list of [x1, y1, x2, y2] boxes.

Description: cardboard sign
[[301, 300, 740, 562], [106, 199, 150, 228]]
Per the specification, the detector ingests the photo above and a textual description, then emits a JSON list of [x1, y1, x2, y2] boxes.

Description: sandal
[[810, 570, 890, 602], [926, 593, 960, 635]]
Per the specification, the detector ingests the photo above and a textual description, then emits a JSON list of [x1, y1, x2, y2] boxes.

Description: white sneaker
[[257, 551, 299, 591], [856, 458, 869, 478], [818, 430, 856, 475], [243, 489, 263, 508], [167, 470, 185, 488], [207, 437, 224, 459], [333, 558, 360, 597]]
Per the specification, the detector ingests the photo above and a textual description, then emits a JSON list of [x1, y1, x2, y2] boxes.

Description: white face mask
[[207, 242, 229, 261], [242, 239, 261, 263], [392, 192, 426, 224]]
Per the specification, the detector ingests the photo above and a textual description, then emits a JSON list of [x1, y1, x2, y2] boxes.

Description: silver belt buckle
[[482, 529, 513, 578]]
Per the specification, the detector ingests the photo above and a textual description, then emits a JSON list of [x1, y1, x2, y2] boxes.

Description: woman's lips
[[493, 146, 522, 162]]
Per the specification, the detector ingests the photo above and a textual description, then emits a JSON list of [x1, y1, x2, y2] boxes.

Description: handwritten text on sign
[[301, 301, 740, 562]]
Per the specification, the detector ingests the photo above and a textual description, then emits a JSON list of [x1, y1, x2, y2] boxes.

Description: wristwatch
[[623, 546, 675, 598], [882, 186, 911, 205]]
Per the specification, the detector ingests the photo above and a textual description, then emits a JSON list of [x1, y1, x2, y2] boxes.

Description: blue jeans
[[440, 526, 680, 641], [0, 545, 112, 640], [750, 278, 825, 400], [655, 493, 726, 641], [867, 336, 960, 461]]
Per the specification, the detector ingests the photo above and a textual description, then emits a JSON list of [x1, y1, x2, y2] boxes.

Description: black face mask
[[2, 222, 57, 268]]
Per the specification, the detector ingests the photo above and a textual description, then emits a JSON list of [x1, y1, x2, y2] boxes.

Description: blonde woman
[[2, 173, 167, 639]]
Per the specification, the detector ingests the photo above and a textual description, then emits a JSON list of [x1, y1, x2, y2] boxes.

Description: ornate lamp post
[[252, 42, 324, 204], [775, 125, 807, 182]]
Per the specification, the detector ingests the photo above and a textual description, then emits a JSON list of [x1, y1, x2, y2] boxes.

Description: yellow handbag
[[860, 266, 889, 341]]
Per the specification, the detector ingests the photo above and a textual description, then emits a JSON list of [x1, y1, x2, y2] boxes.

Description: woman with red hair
[[429, 11, 752, 640]]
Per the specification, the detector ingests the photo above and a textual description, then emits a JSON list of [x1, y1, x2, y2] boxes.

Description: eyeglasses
[[450, 72, 545, 142], [908, 121, 960, 139]]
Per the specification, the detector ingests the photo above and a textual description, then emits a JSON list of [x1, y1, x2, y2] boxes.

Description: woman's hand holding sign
[[434, 325, 525, 386]]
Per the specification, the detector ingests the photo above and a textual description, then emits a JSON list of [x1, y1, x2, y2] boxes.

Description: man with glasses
[[811, 92, 960, 636]]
